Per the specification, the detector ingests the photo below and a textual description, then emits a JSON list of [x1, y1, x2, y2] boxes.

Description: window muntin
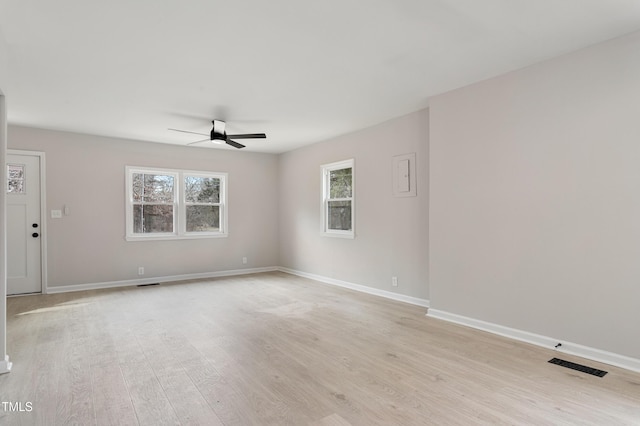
[[126, 167, 227, 240], [322, 159, 354, 238]]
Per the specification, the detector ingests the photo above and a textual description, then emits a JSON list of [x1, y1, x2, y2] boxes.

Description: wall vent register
[[548, 357, 608, 377]]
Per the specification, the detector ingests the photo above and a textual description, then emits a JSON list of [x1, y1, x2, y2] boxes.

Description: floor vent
[[137, 283, 160, 287], [548, 357, 608, 377]]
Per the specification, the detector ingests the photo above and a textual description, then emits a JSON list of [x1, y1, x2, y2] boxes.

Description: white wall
[[279, 109, 429, 301], [0, 26, 10, 373], [429, 31, 640, 360], [0, 25, 7, 87], [8, 126, 279, 288]]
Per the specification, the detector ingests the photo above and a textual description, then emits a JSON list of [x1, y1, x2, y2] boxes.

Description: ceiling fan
[[169, 119, 266, 149]]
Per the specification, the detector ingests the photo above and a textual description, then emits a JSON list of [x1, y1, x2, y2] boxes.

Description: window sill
[[126, 233, 228, 242], [321, 231, 355, 239]]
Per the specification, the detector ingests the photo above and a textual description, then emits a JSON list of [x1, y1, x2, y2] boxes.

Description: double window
[[126, 167, 227, 240], [321, 159, 354, 238]]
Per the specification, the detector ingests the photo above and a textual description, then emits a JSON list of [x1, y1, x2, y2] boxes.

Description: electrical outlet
[[138, 267, 144, 276], [242, 257, 248, 265], [391, 276, 398, 287]]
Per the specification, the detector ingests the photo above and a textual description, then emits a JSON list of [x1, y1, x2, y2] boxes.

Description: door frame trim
[[7, 149, 47, 294]]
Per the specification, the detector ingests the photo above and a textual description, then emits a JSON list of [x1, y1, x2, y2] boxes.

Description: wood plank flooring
[[1, 271, 639, 425]]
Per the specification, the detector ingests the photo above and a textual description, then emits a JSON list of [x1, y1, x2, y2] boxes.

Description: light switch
[[51, 209, 62, 218]]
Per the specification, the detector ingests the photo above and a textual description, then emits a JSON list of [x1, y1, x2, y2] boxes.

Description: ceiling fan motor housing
[[210, 129, 226, 144]]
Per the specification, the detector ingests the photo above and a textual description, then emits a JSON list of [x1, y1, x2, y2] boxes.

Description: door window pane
[[7, 164, 26, 194]]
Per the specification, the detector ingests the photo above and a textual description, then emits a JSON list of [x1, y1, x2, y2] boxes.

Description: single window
[[126, 167, 227, 241], [321, 159, 354, 238]]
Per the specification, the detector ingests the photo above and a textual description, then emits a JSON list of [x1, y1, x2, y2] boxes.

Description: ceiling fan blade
[[169, 128, 209, 137], [226, 133, 266, 140], [187, 138, 211, 145], [226, 139, 246, 149]]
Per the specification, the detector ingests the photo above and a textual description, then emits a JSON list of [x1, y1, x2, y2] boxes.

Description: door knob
[[32, 223, 39, 228], [32, 232, 39, 238]]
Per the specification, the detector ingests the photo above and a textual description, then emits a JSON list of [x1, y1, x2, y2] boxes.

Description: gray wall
[[7, 29, 639, 366], [429, 31, 640, 359], [278, 109, 429, 300], [1, 29, 9, 371], [9, 109, 430, 303], [8, 126, 279, 288]]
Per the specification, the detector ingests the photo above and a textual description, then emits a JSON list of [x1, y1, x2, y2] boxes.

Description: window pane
[[186, 205, 220, 232], [329, 168, 352, 199], [328, 200, 352, 231], [185, 176, 220, 203], [7, 164, 25, 194], [133, 204, 174, 233], [132, 173, 144, 202], [133, 173, 174, 203]]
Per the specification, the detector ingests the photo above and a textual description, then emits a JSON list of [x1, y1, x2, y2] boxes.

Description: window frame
[[126, 166, 228, 241], [321, 159, 355, 239]]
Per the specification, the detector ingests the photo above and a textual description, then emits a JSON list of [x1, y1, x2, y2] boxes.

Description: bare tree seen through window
[[132, 173, 175, 233], [328, 167, 352, 231]]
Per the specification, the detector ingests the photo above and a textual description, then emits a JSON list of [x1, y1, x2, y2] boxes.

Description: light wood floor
[[1, 272, 639, 425]]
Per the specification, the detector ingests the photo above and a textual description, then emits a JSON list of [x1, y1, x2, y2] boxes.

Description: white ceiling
[[1, 1, 640, 153]]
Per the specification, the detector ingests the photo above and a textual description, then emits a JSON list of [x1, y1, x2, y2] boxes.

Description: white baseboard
[[427, 308, 640, 374], [0, 355, 12, 374], [43, 267, 430, 311], [45, 267, 279, 294], [278, 267, 430, 308]]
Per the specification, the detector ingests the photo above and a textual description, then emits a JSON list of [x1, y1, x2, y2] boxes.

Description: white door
[[7, 153, 42, 295]]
